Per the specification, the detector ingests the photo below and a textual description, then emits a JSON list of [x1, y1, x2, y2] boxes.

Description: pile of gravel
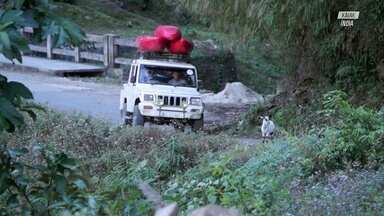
[[202, 82, 264, 105]]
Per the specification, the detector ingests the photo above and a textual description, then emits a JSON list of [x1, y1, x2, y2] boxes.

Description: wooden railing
[[21, 27, 136, 68]]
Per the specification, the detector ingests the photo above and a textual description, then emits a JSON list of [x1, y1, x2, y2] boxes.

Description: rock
[[189, 205, 240, 216], [202, 82, 264, 105], [155, 203, 178, 216], [127, 21, 133, 28], [193, 39, 219, 50]]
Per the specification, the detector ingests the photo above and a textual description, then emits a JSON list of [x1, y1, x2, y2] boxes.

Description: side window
[[130, 65, 137, 83]]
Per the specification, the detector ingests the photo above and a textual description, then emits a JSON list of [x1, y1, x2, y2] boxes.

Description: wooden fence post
[[103, 34, 118, 68], [110, 34, 119, 68], [103, 35, 109, 67], [47, 34, 52, 59]]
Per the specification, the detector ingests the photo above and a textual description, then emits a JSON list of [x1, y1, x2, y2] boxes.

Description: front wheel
[[191, 115, 204, 131], [120, 103, 132, 125], [132, 104, 144, 126]]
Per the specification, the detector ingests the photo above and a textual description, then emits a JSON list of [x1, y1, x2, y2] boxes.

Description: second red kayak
[[154, 25, 182, 42], [136, 36, 166, 52], [168, 38, 194, 55]]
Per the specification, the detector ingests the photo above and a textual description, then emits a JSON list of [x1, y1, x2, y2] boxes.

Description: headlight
[[190, 97, 202, 106], [157, 96, 164, 106], [144, 94, 154, 101]]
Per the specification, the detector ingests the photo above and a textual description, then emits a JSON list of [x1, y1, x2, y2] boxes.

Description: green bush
[[292, 169, 384, 215], [236, 104, 266, 134], [0, 145, 99, 215], [152, 133, 234, 179], [306, 90, 384, 171], [163, 141, 298, 215]]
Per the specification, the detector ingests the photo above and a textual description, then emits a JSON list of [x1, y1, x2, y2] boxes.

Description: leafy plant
[[316, 90, 384, 169], [0, 145, 99, 215], [0, 74, 39, 133], [237, 104, 266, 134], [0, 0, 92, 214], [0, 0, 85, 133]]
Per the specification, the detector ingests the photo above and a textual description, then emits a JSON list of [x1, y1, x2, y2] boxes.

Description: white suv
[[119, 57, 204, 130]]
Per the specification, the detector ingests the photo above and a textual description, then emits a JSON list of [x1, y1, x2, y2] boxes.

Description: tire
[[120, 103, 131, 125], [132, 104, 144, 126], [191, 115, 204, 131]]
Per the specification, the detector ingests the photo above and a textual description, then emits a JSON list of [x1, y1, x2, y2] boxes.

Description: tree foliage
[[0, 0, 84, 133], [0, 74, 37, 133], [0, 145, 98, 215], [169, 0, 384, 101], [0, 0, 89, 214]]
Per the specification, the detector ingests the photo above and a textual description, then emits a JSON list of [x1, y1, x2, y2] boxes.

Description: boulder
[[155, 204, 178, 216], [189, 205, 240, 216]]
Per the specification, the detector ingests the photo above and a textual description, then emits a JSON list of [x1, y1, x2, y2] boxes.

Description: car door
[[125, 63, 138, 113]]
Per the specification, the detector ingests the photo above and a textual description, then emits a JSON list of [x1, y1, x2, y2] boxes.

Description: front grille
[[158, 95, 187, 107]]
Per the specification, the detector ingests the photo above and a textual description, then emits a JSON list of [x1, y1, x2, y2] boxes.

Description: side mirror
[[197, 80, 203, 92]]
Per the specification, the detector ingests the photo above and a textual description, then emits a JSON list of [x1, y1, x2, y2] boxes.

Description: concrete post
[[103, 35, 109, 67], [47, 34, 52, 59], [74, 47, 80, 62]]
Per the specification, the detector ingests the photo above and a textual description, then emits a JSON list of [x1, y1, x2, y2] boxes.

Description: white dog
[[261, 116, 275, 143]]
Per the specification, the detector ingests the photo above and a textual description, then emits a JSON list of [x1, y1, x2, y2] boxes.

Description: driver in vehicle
[[141, 70, 154, 82], [168, 71, 187, 86]]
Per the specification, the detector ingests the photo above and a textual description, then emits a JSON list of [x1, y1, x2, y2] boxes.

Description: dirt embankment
[[203, 82, 265, 129]]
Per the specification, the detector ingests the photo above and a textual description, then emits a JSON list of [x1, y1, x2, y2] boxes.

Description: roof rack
[[136, 51, 191, 63]]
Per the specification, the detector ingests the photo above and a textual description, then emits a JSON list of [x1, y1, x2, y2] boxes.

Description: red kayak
[[154, 25, 182, 42], [168, 38, 194, 55], [136, 36, 166, 52]]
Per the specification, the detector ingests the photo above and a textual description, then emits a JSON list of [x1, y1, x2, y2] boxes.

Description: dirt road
[[1, 70, 248, 128]]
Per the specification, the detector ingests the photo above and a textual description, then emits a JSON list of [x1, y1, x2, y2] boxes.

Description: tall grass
[[167, 0, 384, 101]]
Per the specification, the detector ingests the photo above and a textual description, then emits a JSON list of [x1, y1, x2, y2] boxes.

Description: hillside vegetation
[[54, 0, 281, 93], [2, 90, 384, 215], [168, 0, 384, 105], [55, 0, 384, 98]]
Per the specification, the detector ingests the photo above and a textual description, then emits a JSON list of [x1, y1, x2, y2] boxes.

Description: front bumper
[[139, 103, 203, 120]]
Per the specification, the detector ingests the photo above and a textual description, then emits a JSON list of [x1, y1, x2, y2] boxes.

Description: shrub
[[292, 169, 384, 215], [163, 141, 300, 215], [0, 145, 99, 215], [315, 90, 384, 170], [152, 133, 234, 179], [95, 161, 155, 215], [237, 104, 266, 134]]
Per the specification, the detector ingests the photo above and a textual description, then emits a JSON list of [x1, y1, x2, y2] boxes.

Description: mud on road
[[204, 103, 250, 129]]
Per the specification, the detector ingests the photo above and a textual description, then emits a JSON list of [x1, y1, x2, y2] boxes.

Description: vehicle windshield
[[139, 64, 197, 88]]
